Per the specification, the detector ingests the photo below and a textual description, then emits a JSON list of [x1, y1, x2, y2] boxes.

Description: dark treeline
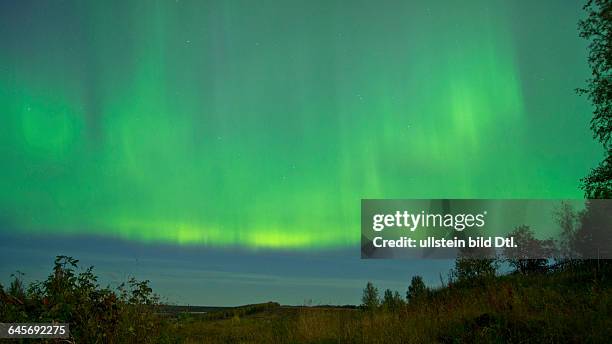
[[361, 198, 612, 313]]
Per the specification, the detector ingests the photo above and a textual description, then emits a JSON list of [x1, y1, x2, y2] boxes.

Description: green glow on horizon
[[0, 1, 598, 249]]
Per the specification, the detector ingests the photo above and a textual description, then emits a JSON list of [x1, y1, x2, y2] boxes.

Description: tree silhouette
[[382, 289, 404, 311], [406, 276, 428, 304], [361, 281, 379, 311], [451, 234, 497, 283], [554, 202, 579, 260], [573, 200, 612, 258], [503, 225, 555, 274], [578, 0, 612, 198], [451, 257, 497, 283]]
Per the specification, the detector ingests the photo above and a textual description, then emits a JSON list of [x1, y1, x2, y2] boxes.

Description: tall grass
[[175, 263, 612, 343], [2, 257, 611, 343]]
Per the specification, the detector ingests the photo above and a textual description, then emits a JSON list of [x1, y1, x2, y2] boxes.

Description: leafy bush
[[0, 256, 171, 343]]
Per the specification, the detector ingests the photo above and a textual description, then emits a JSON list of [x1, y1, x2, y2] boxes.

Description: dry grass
[[170, 266, 612, 343], [2, 258, 611, 343]]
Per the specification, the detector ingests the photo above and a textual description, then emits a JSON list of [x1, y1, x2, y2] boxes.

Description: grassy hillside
[[2, 257, 611, 343], [168, 265, 612, 343]]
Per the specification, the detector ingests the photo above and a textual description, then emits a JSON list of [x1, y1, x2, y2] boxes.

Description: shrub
[[0, 255, 171, 343]]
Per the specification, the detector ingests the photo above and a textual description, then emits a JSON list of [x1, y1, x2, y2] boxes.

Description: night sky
[[0, 0, 601, 305]]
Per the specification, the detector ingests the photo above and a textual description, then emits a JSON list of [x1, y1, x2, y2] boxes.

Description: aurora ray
[[0, 0, 598, 249]]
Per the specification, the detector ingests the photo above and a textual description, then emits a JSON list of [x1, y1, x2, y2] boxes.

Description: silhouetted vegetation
[[503, 225, 554, 274], [381, 289, 405, 312], [578, 0, 612, 198], [1, 2, 611, 343], [0, 256, 171, 343], [2, 198, 610, 343], [406, 276, 428, 304], [360, 281, 379, 311], [2, 199, 612, 342], [2, 254, 612, 343]]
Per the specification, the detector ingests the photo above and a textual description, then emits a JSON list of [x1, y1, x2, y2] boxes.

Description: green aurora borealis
[[0, 1, 600, 249]]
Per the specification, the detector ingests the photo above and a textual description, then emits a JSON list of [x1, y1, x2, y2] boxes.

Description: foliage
[[381, 289, 405, 311], [3, 256, 612, 343], [450, 242, 498, 285], [573, 199, 612, 258], [171, 262, 612, 343], [503, 225, 555, 274], [361, 281, 380, 311], [0, 256, 170, 343], [406, 276, 428, 304], [450, 257, 497, 284], [555, 202, 580, 261], [578, 0, 612, 198]]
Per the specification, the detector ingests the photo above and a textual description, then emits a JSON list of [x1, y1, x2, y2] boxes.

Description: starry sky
[[0, 0, 601, 305]]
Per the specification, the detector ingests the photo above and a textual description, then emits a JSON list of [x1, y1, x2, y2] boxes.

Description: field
[[2, 257, 612, 343], [162, 265, 612, 343]]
